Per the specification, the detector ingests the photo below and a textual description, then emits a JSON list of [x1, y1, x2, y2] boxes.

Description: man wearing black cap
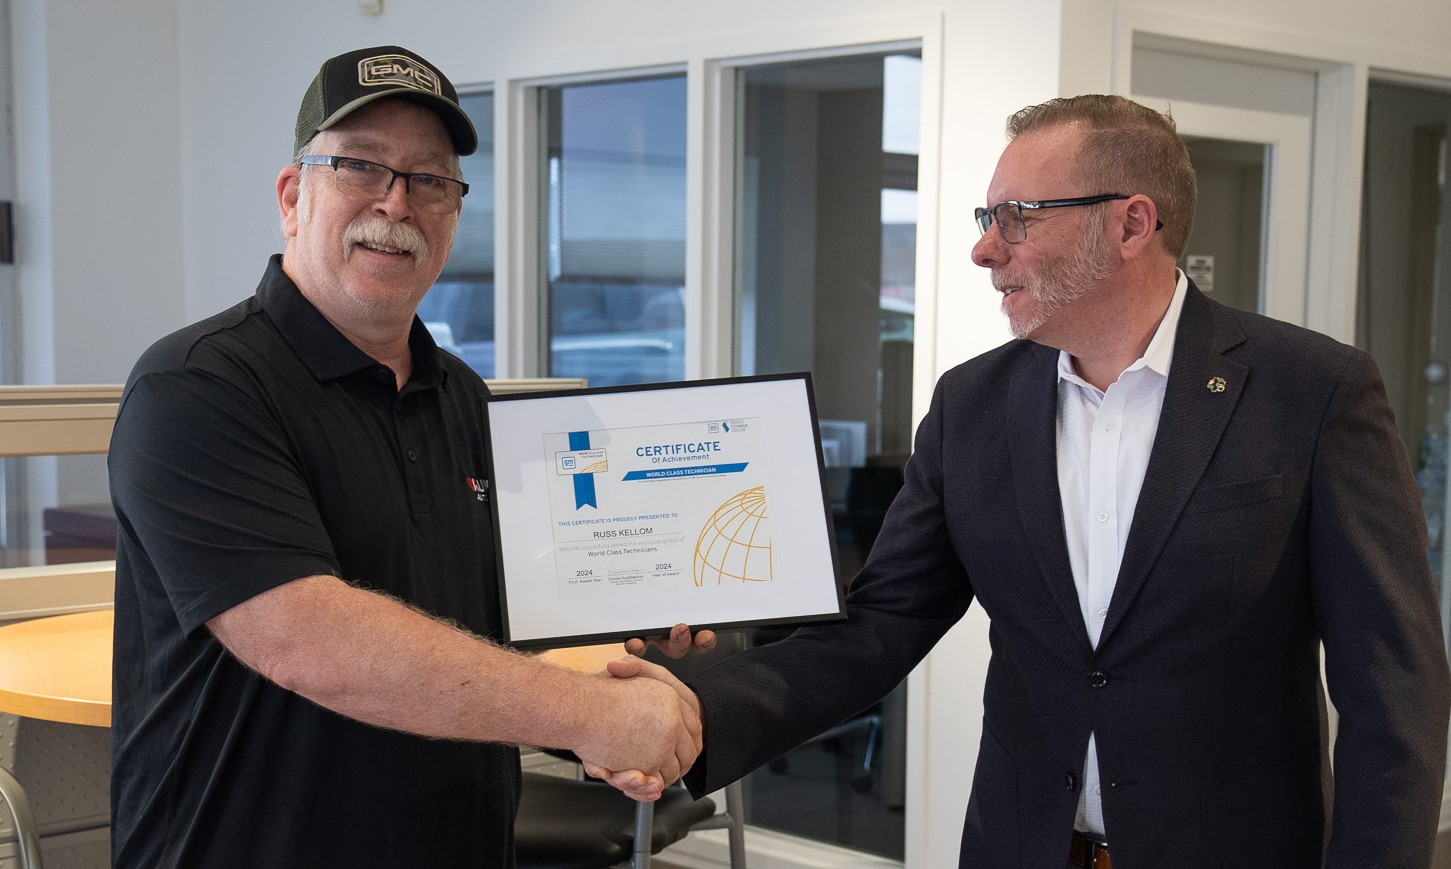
[[107, 46, 702, 868]]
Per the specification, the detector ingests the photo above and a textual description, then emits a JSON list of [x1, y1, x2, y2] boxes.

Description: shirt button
[[1096, 607, 1108, 619], [1095, 786, 1102, 796], [1095, 511, 1109, 523], [407, 449, 418, 462], [1104, 419, 1116, 431], [1088, 669, 1108, 688], [374, 367, 392, 383], [1065, 772, 1077, 790]]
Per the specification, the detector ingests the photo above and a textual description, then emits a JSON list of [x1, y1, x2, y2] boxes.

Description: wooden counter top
[[0, 608, 112, 727]]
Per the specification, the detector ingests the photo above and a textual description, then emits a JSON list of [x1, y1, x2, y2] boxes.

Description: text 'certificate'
[[486, 374, 844, 647]]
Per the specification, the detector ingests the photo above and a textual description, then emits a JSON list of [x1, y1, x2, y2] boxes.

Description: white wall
[[12, 0, 184, 385], [8, 0, 1451, 865], [1062, 0, 1451, 93]]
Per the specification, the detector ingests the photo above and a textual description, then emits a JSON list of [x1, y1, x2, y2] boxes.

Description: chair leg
[[852, 714, 883, 793], [862, 715, 881, 775], [0, 764, 44, 869], [631, 799, 655, 869], [724, 780, 746, 869]]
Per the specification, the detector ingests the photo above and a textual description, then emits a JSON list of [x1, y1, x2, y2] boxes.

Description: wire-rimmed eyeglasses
[[974, 193, 1137, 244], [299, 155, 469, 214]]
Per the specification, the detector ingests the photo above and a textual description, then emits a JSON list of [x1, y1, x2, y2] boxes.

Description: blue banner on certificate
[[485, 374, 845, 648]]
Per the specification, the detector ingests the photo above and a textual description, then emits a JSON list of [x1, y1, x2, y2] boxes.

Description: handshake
[[570, 625, 714, 802]]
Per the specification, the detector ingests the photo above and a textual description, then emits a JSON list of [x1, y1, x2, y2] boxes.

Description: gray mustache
[[343, 218, 428, 261]]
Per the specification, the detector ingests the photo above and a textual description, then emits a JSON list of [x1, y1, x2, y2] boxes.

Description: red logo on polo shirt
[[466, 477, 489, 502]]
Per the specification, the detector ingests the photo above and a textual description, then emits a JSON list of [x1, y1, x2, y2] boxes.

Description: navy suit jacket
[[686, 285, 1451, 868]]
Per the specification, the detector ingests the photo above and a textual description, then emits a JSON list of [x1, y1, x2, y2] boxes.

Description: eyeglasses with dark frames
[[299, 155, 469, 214], [974, 193, 1161, 244]]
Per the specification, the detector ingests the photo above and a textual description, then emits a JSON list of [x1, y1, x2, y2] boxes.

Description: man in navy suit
[[610, 95, 1451, 867]]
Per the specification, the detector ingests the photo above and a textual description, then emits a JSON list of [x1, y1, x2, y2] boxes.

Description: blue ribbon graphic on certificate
[[545, 417, 773, 596]]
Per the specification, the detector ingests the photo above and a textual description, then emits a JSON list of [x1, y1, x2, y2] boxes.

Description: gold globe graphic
[[693, 486, 773, 586]]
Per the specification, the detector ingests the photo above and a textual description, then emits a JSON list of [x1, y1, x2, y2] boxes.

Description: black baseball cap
[[294, 45, 478, 156]]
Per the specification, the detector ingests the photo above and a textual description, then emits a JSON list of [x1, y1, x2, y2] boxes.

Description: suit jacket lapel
[[1008, 342, 1094, 653], [1099, 286, 1247, 648]]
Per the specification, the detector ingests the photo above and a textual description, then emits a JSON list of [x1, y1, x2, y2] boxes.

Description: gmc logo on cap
[[357, 55, 442, 95]]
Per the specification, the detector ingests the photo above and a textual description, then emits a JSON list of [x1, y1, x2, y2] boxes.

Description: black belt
[[1068, 831, 1112, 869]]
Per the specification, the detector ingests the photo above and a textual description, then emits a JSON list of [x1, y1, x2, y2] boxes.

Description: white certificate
[[486, 374, 845, 647]]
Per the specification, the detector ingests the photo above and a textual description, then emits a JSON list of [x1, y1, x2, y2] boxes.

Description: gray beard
[[1002, 225, 1114, 339]]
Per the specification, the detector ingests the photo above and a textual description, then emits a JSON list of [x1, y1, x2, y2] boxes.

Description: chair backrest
[[514, 771, 745, 869]]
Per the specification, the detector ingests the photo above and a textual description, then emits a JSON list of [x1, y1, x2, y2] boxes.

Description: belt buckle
[[1076, 831, 1109, 869]]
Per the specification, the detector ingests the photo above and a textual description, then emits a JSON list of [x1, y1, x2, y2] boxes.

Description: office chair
[[514, 769, 745, 869], [0, 764, 44, 869]]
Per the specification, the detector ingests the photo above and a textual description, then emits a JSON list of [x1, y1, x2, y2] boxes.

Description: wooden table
[[0, 609, 111, 728], [539, 642, 627, 674], [0, 611, 624, 868], [0, 609, 112, 869]]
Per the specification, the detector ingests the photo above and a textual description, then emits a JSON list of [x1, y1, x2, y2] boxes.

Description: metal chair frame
[[0, 764, 44, 869], [629, 778, 745, 869]]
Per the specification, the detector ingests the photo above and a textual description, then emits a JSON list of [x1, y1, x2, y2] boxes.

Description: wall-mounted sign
[[1185, 254, 1215, 292]]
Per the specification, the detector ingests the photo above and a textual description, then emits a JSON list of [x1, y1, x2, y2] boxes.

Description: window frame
[[497, 64, 687, 380], [0, 386, 120, 621]]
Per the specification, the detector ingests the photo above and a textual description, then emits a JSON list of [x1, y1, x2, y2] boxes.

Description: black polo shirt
[[109, 255, 517, 868]]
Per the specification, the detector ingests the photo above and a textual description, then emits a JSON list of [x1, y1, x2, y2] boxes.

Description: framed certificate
[[485, 373, 845, 648]]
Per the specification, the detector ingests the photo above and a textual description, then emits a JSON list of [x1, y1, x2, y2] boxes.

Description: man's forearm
[[207, 574, 698, 775]]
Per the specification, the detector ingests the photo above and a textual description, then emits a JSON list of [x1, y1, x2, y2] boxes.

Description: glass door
[[1152, 100, 1312, 326], [1179, 137, 1267, 314], [731, 50, 921, 861], [1357, 81, 1451, 650]]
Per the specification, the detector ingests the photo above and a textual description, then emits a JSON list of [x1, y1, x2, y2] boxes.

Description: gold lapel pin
[[1206, 376, 1227, 393]]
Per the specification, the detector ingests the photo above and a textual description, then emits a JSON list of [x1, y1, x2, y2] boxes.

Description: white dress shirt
[[1059, 271, 1189, 836]]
